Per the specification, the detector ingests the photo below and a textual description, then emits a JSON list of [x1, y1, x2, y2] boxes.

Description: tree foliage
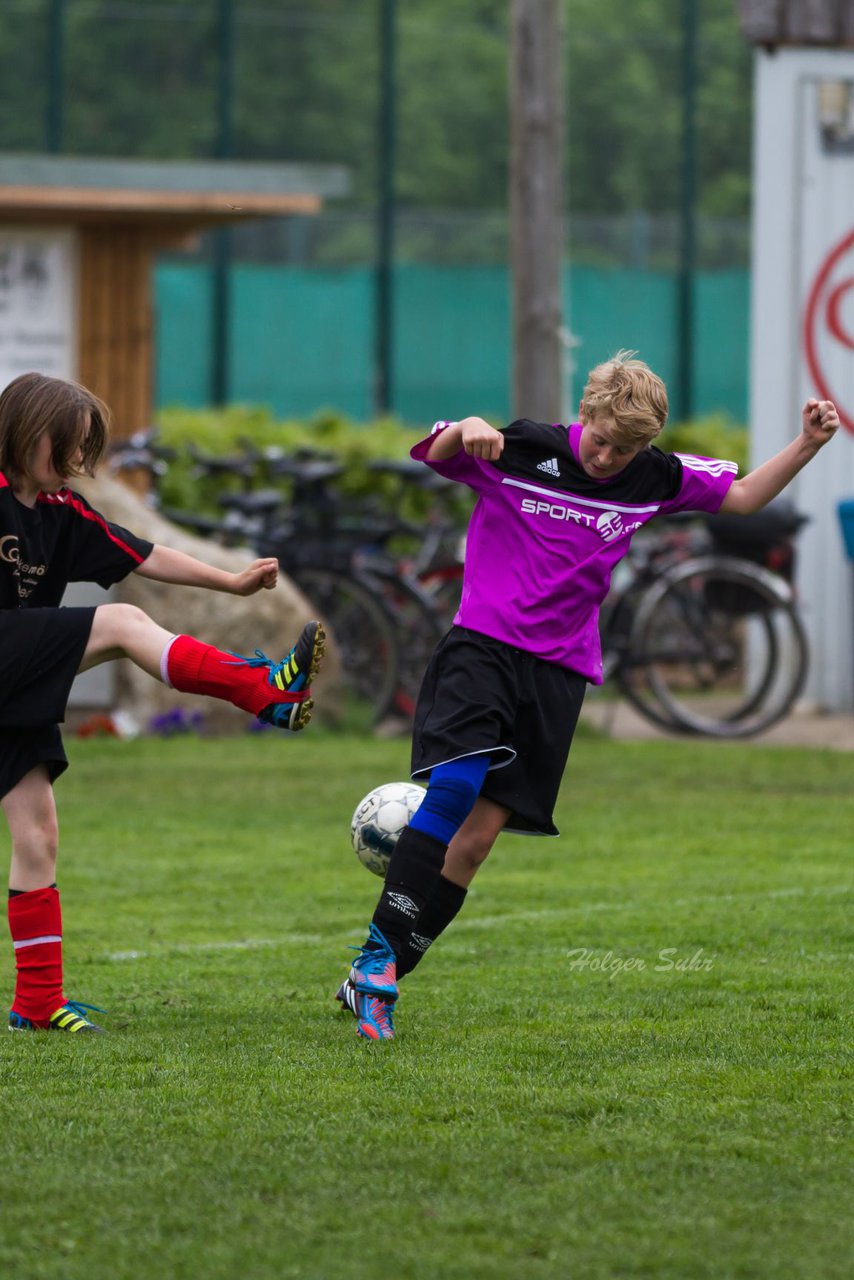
[[0, 0, 752, 217]]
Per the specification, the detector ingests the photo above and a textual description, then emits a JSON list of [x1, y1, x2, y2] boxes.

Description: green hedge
[[154, 404, 748, 521]]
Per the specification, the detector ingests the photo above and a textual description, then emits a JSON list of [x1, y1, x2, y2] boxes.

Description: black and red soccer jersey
[[0, 470, 152, 610]]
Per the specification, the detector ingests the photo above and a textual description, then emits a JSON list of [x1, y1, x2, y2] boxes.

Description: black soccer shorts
[[411, 626, 587, 836], [0, 607, 96, 798]]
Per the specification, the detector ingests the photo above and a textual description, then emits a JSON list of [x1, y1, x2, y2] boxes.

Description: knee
[[35, 809, 59, 862], [11, 807, 59, 871], [91, 602, 149, 650]]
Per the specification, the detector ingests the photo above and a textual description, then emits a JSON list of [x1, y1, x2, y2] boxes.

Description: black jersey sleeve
[[59, 490, 154, 588], [638, 446, 684, 503]]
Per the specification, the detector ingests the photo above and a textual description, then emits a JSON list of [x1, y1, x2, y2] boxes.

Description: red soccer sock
[[8, 886, 65, 1026], [163, 635, 305, 717]]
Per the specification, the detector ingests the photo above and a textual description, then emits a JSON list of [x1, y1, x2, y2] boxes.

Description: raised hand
[[802, 398, 840, 448]]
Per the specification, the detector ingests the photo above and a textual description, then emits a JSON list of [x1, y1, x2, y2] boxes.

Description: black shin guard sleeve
[[370, 826, 448, 956], [397, 875, 468, 978]]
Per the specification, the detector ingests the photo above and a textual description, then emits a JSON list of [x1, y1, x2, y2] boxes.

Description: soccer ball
[[351, 781, 426, 877]]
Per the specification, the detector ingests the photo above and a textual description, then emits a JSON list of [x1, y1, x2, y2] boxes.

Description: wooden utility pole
[[375, 0, 397, 415], [509, 0, 564, 421]]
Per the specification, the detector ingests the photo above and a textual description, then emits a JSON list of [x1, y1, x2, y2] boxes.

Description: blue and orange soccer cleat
[[354, 991, 395, 1041], [349, 923, 399, 1002], [230, 620, 326, 731], [8, 1001, 106, 1034], [336, 977, 395, 1040]]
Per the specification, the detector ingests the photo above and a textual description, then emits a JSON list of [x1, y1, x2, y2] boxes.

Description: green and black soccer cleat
[[8, 1001, 106, 1034], [231, 620, 327, 731]]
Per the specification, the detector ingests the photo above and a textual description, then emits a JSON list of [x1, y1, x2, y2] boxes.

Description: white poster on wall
[[0, 227, 111, 708], [0, 227, 78, 388], [750, 49, 854, 712]]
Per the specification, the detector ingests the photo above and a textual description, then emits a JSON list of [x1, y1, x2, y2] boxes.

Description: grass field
[[0, 729, 851, 1280]]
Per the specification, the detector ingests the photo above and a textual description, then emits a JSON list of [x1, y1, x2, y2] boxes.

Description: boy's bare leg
[[336, 794, 511, 1022], [76, 603, 324, 730], [77, 603, 172, 678], [2, 766, 57, 892], [441, 795, 511, 887], [2, 767, 88, 1029]]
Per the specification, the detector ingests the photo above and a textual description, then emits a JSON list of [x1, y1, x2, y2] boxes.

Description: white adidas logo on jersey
[[536, 456, 560, 477]]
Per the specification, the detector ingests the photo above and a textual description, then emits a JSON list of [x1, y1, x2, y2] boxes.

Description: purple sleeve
[[410, 423, 498, 493], [660, 453, 739, 515]]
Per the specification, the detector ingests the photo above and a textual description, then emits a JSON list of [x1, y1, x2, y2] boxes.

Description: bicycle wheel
[[291, 567, 401, 726], [625, 555, 809, 737], [605, 577, 690, 732], [417, 562, 464, 630], [359, 565, 445, 720]]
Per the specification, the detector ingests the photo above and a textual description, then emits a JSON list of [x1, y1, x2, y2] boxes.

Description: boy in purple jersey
[[1, 372, 326, 1033], [337, 351, 840, 1041]]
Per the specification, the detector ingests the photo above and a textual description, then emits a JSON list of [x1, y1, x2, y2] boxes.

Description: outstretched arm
[[426, 417, 504, 462], [719, 399, 840, 515], [135, 545, 279, 596]]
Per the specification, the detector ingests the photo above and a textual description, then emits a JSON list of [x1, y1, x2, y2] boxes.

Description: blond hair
[[581, 350, 668, 446]]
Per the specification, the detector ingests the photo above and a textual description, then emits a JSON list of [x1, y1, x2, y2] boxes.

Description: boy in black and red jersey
[[0, 371, 326, 1034]]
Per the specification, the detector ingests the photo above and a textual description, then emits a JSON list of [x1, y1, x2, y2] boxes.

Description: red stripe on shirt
[[37, 489, 147, 564]]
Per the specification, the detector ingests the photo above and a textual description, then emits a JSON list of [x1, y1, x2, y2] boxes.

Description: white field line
[[460, 882, 853, 931], [101, 883, 852, 963], [106, 934, 323, 962]]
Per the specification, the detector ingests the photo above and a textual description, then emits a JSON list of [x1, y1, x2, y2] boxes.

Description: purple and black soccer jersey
[[412, 419, 737, 683]]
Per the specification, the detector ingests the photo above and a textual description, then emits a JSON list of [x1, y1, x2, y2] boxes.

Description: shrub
[[153, 404, 748, 520]]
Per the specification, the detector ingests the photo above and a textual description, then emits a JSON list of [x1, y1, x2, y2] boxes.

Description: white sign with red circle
[[803, 227, 854, 436]]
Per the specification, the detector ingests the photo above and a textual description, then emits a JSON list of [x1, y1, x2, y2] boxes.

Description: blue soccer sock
[[408, 755, 491, 846]]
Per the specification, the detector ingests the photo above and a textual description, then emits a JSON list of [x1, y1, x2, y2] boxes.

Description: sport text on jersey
[[500, 474, 661, 544], [518, 496, 645, 541]]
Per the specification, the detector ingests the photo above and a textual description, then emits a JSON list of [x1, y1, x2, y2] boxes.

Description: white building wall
[[751, 48, 854, 710], [0, 228, 114, 709]]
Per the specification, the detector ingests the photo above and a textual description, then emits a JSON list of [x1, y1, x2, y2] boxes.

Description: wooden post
[[509, 0, 564, 422], [78, 226, 154, 440]]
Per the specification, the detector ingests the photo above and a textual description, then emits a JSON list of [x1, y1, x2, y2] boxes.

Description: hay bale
[[75, 473, 342, 734]]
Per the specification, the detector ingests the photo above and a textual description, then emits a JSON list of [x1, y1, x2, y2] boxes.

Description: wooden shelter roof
[[736, 1, 854, 48], [0, 154, 350, 229]]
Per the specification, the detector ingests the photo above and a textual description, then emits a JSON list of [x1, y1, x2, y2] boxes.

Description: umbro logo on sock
[[386, 891, 419, 919], [409, 933, 432, 953], [536, 456, 560, 477]]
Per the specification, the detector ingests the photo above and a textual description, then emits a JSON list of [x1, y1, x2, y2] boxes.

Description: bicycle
[[370, 468, 809, 738], [373, 458, 468, 632], [114, 434, 448, 728], [110, 435, 808, 739], [216, 447, 449, 725], [599, 501, 809, 738]]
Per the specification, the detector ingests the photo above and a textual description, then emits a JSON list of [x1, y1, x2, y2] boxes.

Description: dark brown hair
[[0, 371, 110, 484]]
